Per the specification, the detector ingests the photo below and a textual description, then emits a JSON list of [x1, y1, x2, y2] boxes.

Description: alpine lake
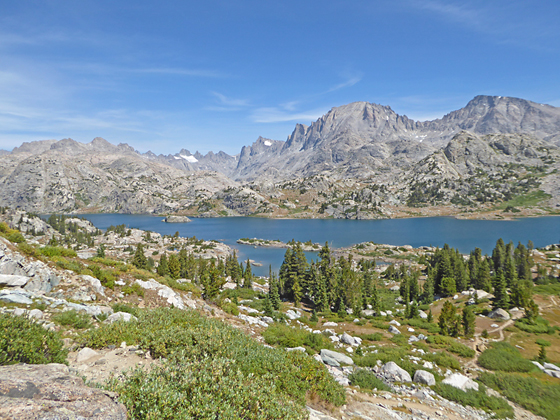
[[77, 214, 560, 277]]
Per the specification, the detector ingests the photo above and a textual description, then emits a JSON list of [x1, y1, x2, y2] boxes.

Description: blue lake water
[[77, 214, 560, 277]]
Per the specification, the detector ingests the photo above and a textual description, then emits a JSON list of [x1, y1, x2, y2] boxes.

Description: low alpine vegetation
[[0, 313, 67, 365], [81, 307, 345, 417]]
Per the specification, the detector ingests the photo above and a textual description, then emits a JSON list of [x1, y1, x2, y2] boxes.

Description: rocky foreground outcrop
[[0, 364, 127, 419]]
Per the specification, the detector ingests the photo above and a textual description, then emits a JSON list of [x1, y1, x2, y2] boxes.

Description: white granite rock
[[413, 370, 436, 386], [76, 347, 99, 363], [442, 373, 479, 392]]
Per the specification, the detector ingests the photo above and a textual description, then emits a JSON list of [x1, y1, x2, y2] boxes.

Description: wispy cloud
[[251, 107, 328, 123], [249, 73, 361, 123], [416, 1, 482, 28], [211, 92, 250, 107], [132, 67, 226, 78], [280, 101, 300, 112], [204, 92, 251, 112], [326, 75, 362, 93], [411, 0, 557, 51]]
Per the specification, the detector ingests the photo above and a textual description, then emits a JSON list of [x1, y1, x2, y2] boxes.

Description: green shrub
[[479, 372, 560, 419], [404, 318, 440, 334], [52, 256, 84, 273], [359, 332, 384, 342], [18, 242, 40, 258], [52, 310, 92, 330], [348, 369, 391, 391], [90, 265, 116, 289], [390, 334, 409, 346], [89, 257, 129, 271], [221, 302, 239, 316], [122, 283, 145, 297], [434, 383, 513, 419], [39, 246, 77, 258], [536, 338, 551, 347], [355, 347, 422, 377], [426, 335, 475, 358], [478, 342, 535, 372], [263, 323, 332, 352], [111, 303, 139, 317], [167, 277, 201, 297], [515, 317, 556, 334], [424, 351, 461, 370], [0, 313, 67, 365], [369, 319, 390, 329], [7, 231, 25, 243], [108, 356, 308, 419], [82, 308, 345, 409]]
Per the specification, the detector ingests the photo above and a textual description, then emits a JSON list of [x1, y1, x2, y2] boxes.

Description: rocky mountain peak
[[438, 95, 560, 139], [90, 137, 118, 152], [49, 138, 87, 155], [11, 140, 58, 155]]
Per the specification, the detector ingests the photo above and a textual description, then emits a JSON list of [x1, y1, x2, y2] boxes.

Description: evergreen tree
[[400, 275, 411, 302], [410, 270, 421, 301], [217, 258, 226, 276], [422, 271, 435, 304], [157, 253, 169, 277], [226, 250, 243, 286], [439, 301, 460, 337], [525, 300, 540, 323], [361, 270, 373, 308], [263, 293, 274, 317], [269, 272, 281, 310], [504, 254, 518, 287], [511, 279, 533, 310], [462, 307, 476, 338], [243, 258, 253, 289], [492, 269, 509, 310], [314, 271, 329, 312], [337, 299, 347, 319], [168, 254, 181, 279], [492, 238, 506, 272], [538, 344, 548, 363], [202, 265, 224, 300], [408, 300, 419, 319], [178, 248, 188, 277], [318, 242, 337, 308], [514, 242, 534, 283], [475, 259, 493, 292], [370, 283, 380, 313], [310, 309, 318, 323], [132, 244, 148, 270], [96, 244, 105, 258], [440, 277, 457, 297], [292, 274, 302, 307], [279, 241, 308, 302], [427, 309, 433, 323], [453, 251, 468, 292], [468, 248, 482, 287]]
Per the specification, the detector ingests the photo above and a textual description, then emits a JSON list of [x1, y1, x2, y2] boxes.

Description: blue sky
[[0, 0, 559, 154]]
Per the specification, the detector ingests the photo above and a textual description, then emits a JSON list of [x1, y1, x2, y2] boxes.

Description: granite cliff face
[[230, 96, 560, 181], [0, 95, 559, 216]]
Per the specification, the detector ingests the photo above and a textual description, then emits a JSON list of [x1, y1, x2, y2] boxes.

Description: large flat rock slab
[[0, 274, 30, 287], [0, 363, 127, 419]]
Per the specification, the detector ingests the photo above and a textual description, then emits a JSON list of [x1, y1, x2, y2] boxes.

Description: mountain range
[[1, 95, 559, 217]]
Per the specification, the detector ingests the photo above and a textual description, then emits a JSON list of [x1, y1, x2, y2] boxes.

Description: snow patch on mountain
[[180, 154, 199, 163]]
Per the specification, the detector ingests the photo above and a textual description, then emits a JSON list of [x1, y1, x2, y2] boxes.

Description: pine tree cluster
[[278, 241, 381, 312]]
